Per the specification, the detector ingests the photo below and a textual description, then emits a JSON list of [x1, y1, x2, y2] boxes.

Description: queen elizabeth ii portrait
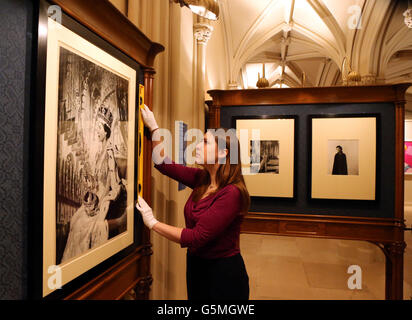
[[55, 47, 129, 264]]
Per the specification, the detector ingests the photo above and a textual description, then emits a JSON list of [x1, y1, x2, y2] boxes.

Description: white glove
[[152, 144, 166, 165], [140, 104, 165, 164], [140, 104, 159, 132], [136, 196, 158, 229]]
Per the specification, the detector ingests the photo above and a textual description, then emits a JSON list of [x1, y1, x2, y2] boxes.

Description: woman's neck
[[205, 163, 219, 187]]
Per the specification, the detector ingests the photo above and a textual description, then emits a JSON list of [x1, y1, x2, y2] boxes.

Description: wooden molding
[[207, 84, 411, 108], [241, 212, 405, 243], [394, 101, 405, 221], [135, 275, 154, 298], [64, 245, 152, 300], [51, 0, 164, 68]]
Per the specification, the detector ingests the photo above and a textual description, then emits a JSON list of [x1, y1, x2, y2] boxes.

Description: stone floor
[[240, 208, 412, 300]]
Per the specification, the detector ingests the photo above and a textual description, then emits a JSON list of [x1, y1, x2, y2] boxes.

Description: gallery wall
[[0, 0, 33, 300], [205, 16, 228, 95]]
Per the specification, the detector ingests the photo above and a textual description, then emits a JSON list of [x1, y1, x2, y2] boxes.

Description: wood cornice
[[63, 245, 152, 300], [241, 212, 405, 243], [208, 83, 412, 106], [51, 0, 164, 68]]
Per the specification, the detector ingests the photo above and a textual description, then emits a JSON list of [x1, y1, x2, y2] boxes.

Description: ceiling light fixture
[[256, 64, 269, 88], [174, 0, 220, 21], [404, 0, 412, 28], [404, 8, 412, 28]]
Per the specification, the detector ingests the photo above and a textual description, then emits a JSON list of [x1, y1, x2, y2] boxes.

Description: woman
[[92, 107, 113, 200], [332, 145, 348, 175], [136, 105, 250, 300], [62, 149, 125, 263]]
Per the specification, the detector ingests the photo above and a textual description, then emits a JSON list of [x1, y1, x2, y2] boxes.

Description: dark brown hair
[[191, 128, 250, 215]]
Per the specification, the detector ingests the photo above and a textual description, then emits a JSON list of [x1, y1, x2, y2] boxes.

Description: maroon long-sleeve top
[[154, 157, 243, 259]]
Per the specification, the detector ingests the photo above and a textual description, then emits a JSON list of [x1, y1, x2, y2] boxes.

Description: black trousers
[[186, 252, 250, 300]]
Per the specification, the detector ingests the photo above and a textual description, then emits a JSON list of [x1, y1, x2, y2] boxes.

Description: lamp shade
[[187, 0, 219, 20]]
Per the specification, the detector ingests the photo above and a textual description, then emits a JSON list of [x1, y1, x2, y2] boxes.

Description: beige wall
[[205, 16, 228, 97], [159, 5, 195, 300]]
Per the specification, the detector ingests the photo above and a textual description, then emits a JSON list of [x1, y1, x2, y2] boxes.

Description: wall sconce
[[174, 0, 220, 20]]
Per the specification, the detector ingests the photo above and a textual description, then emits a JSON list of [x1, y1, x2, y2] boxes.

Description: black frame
[[231, 115, 298, 201], [307, 113, 380, 202], [28, 0, 144, 299]]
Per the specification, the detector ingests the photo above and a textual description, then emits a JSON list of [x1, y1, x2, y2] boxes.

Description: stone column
[[193, 16, 213, 131]]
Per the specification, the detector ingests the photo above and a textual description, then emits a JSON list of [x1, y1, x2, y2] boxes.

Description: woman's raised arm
[[141, 105, 203, 189]]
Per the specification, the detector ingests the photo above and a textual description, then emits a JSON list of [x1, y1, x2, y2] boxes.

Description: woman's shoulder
[[217, 184, 241, 197], [211, 184, 243, 211]]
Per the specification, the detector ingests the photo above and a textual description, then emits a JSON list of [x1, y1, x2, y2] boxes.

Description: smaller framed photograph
[[232, 115, 296, 198], [309, 114, 378, 200]]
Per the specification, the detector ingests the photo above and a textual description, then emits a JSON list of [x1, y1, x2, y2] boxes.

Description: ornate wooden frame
[[207, 84, 410, 300], [30, 0, 163, 299]]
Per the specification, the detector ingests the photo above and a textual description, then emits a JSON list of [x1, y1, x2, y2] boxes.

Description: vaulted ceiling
[[218, 0, 412, 92]]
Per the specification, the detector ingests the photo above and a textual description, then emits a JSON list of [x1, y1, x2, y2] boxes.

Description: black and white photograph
[[236, 117, 294, 198], [41, 17, 137, 297], [327, 140, 359, 176], [56, 47, 129, 265], [311, 116, 376, 201], [250, 140, 280, 174]]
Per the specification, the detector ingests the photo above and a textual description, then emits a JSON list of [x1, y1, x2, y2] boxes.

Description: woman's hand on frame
[[140, 104, 159, 132], [135, 196, 158, 229]]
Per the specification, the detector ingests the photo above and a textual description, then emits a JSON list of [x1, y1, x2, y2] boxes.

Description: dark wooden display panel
[[30, 0, 163, 300], [207, 84, 410, 300]]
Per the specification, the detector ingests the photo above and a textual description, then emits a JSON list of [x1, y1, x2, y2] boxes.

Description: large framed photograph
[[310, 115, 377, 200], [41, 17, 138, 297], [233, 116, 296, 198]]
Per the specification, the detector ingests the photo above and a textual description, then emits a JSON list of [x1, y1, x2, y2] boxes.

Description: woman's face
[[96, 121, 106, 142], [84, 201, 96, 216], [195, 131, 227, 165], [195, 132, 217, 165]]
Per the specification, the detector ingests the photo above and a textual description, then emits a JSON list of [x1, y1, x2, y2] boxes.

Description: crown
[[97, 104, 113, 128]]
